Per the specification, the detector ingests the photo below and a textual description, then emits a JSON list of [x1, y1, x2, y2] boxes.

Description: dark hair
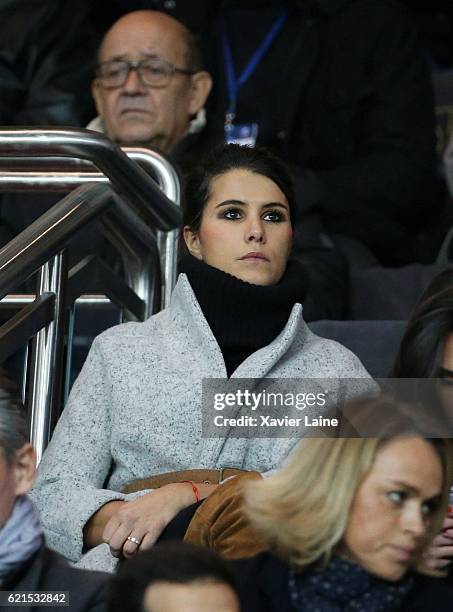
[[107, 542, 238, 612], [0, 384, 28, 465], [391, 267, 453, 377], [183, 143, 296, 232], [335, 393, 452, 443]]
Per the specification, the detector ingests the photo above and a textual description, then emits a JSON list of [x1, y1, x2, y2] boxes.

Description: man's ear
[[13, 443, 36, 496], [188, 71, 213, 116], [183, 226, 203, 260]]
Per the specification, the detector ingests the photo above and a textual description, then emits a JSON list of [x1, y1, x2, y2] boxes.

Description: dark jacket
[[234, 552, 453, 612], [202, 0, 440, 265], [2, 545, 109, 612], [0, 0, 97, 127]]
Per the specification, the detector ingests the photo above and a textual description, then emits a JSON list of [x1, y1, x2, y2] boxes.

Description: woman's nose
[[245, 218, 265, 243], [402, 505, 427, 538]]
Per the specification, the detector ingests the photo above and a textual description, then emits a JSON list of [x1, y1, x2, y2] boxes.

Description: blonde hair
[[245, 433, 451, 572]]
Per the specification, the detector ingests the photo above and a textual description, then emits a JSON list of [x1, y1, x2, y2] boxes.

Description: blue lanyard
[[223, 9, 288, 123]]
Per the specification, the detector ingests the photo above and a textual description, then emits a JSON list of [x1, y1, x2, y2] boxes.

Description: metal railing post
[[0, 130, 183, 459], [28, 252, 67, 463], [123, 149, 181, 308]]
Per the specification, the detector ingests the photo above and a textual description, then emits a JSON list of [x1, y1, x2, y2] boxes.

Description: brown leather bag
[[183, 471, 268, 559]]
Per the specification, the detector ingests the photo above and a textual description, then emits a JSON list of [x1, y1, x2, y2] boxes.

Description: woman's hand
[[102, 482, 217, 559], [421, 516, 453, 572]]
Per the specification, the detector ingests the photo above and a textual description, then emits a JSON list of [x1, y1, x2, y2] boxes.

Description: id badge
[[225, 122, 259, 146]]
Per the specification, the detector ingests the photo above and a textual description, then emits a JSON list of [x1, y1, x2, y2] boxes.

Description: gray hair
[[0, 387, 28, 464]]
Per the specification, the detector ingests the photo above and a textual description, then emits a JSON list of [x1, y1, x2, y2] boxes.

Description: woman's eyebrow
[[261, 202, 289, 210], [215, 200, 288, 209], [386, 479, 418, 494], [215, 199, 246, 208], [386, 479, 441, 499]]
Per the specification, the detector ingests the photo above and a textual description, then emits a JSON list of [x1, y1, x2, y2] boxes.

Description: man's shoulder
[[172, 117, 224, 175], [40, 546, 109, 581], [20, 547, 110, 612]]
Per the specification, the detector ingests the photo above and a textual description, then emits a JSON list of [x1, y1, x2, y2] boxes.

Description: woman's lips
[[388, 545, 416, 562], [238, 252, 270, 262]]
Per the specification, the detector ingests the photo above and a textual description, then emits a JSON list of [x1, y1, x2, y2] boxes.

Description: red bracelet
[[181, 480, 200, 502]]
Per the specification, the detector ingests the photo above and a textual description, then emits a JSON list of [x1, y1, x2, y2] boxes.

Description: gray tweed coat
[[30, 274, 371, 571]]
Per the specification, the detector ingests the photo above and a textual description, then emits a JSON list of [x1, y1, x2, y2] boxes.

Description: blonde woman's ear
[[183, 226, 203, 260]]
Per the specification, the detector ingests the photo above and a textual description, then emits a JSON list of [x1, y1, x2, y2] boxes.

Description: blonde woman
[[235, 398, 453, 611]]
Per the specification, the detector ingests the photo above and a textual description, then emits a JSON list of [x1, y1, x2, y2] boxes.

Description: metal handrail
[[0, 147, 178, 192], [0, 183, 149, 461], [0, 129, 183, 460], [0, 128, 181, 231], [0, 143, 181, 308], [0, 183, 114, 300], [0, 183, 160, 316]]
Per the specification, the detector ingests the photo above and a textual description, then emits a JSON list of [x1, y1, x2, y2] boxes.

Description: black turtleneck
[[179, 255, 308, 375]]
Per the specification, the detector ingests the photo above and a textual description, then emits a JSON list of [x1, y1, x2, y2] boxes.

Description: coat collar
[[169, 273, 308, 379]]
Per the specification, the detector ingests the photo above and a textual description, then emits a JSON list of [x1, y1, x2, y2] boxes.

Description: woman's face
[[0, 452, 17, 529], [0, 444, 36, 529], [184, 168, 293, 286], [343, 437, 443, 581]]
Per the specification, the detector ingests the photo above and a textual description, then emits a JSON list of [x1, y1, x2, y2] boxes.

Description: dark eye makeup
[[218, 205, 288, 222]]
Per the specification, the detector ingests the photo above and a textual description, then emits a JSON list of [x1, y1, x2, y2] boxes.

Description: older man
[[0, 10, 213, 260], [88, 10, 213, 162], [0, 385, 110, 610]]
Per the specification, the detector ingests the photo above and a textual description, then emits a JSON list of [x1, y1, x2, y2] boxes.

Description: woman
[[391, 267, 453, 379], [235, 396, 453, 611], [391, 267, 453, 574], [0, 386, 109, 611], [30, 144, 371, 572]]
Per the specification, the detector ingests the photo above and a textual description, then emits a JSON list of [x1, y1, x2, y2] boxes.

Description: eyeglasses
[[95, 57, 195, 89]]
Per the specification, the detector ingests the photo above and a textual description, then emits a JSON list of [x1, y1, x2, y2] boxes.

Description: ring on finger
[[127, 535, 141, 546]]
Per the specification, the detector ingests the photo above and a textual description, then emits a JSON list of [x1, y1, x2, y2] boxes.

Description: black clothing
[[180, 255, 307, 375], [234, 552, 453, 612], [158, 501, 203, 542], [0, 0, 442, 267], [2, 545, 109, 612], [0, 0, 97, 127], [287, 554, 414, 611], [202, 0, 440, 265]]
